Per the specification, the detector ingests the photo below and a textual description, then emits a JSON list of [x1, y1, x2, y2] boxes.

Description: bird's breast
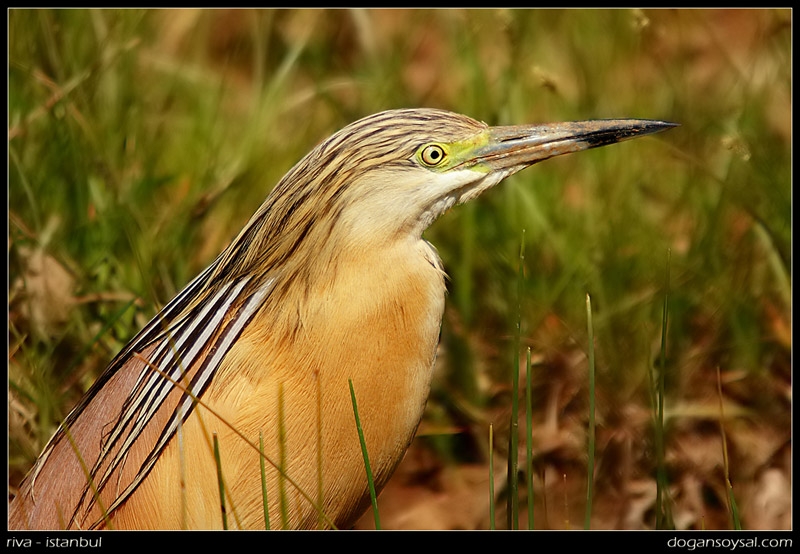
[[192, 237, 447, 527], [293, 236, 447, 452]]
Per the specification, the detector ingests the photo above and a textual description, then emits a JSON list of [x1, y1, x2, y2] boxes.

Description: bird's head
[[270, 109, 676, 241], [221, 109, 676, 283]]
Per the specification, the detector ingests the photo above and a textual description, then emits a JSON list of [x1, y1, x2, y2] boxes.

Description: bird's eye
[[419, 144, 447, 167]]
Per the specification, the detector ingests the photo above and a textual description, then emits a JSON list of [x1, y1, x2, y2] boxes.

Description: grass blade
[[61, 425, 113, 530], [525, 347, 534, 530], [277, 383, 288, 529], [489, 423, 495, 530], [507, 230, 525, 530], [654, 249, 673, 529], [716, 366, 742, 530], [315, 371, 324, 529], [584, 294, 596, 530], [349, 379, 380, 530], [212, 433, 227, 530], [259, 431, 270, 530]]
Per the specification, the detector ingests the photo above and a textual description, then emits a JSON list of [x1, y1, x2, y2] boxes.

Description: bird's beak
[[467, 119, 678, 172]]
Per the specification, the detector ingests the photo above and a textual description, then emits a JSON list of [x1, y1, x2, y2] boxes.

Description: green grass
[[506, 231, 524, 529], [349, 379, 381, 530], [212, 433, 228, 529], [584, 294, 596, 530], [258, 431, 271, 529], [524, 347, 534, 530], [8, 8, 791, 531], [653, 250, 674, 529]]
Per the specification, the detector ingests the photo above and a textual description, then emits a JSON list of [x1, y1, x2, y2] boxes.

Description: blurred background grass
[[8, 8, 791, 530]]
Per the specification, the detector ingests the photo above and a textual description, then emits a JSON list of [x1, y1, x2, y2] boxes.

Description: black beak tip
[[583, 119, 679, 148], [654, 120, 680, 129]]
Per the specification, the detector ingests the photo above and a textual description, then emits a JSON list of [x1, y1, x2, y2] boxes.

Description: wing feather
[[25, 254, 274, 528]]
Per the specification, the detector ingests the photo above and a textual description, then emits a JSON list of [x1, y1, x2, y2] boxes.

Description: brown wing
[[10, 264, 274, 530]]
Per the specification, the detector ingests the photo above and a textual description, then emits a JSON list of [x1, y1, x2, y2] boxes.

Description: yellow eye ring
[[419, 144, 447, 167]]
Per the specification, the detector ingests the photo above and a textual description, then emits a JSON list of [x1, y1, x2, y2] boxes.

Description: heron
[[9, 108, 676, 530]]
